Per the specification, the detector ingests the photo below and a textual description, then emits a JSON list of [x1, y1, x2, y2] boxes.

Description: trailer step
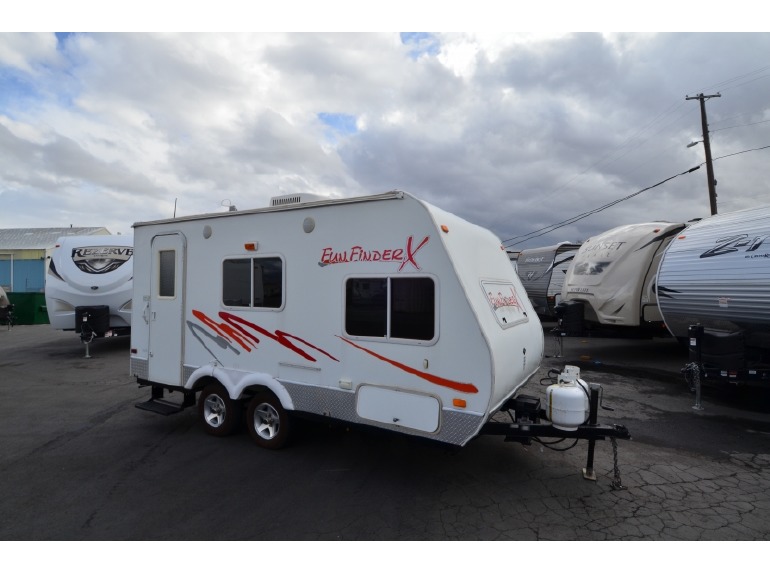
[[135, 398, 190, 416]]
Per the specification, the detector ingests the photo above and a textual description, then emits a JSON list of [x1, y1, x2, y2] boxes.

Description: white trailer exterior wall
[[45, 235, 134, 334], [130, 192, 543, 447], [561, 222, 685, 331]]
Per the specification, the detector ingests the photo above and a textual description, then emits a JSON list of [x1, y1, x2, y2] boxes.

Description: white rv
[[45, 235, 134, 340], [516, 242, 580, 319], [657, 204, 770, 384], [129, 191, 551, 449], [558, 221, 685, 337]]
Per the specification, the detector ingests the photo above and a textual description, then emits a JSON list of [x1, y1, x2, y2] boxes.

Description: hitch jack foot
[[582, 467, 597, 481]]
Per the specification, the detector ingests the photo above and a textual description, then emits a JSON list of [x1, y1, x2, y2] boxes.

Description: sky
[[2, 4, 769, 255]]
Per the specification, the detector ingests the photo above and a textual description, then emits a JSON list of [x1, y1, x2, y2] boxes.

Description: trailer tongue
[[481, 365, 631, 486]]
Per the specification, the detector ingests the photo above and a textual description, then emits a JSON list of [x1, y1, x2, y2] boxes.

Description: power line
[[502, 165, 702, 247], [502, 143, 770, 247], [711, 118, 770, 133]]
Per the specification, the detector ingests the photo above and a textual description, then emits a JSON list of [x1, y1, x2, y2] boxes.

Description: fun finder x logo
[[319, 235, 430, 270]]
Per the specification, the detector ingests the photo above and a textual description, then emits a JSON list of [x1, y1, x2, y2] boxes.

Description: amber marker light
[[441, 225, 449, 233], [678, 235, 687, 240], [453, 398, 467, 408], [244, 242, 259, 251]]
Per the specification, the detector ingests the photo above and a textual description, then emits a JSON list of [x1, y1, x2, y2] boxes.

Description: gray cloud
[[0, 32, 768, 243]]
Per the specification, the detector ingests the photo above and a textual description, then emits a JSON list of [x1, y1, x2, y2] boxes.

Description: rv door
[[148, 233, 186, 386]]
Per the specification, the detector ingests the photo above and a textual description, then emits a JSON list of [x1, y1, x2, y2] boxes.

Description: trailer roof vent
[[269, 193, 326, 207]]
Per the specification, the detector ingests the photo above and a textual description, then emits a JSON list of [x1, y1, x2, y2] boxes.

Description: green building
[[0, 227, 110, 324]]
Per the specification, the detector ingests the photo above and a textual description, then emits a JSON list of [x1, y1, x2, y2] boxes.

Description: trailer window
[[158, 250, 175, 298], [345, 277, 435, 341], [223, 257, 283, 309]]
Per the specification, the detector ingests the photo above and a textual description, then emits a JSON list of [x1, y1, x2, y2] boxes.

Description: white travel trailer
[[657, 204, 770, 385], [558, 221, 686, 337], [516, 242, 580, 319], [129, 191, 628, 459], [45, 235, 134, 341]]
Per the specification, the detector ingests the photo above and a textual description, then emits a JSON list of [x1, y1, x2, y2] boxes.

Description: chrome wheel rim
[[203, 394, 227, 428], [253, 402, 280, 440]]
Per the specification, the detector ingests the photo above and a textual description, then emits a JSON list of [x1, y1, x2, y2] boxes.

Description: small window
[[223, 257, 283, 308], [345, 278, 387, 336], [345, 276, 435, 341], [390, 277, 435, 340], [158, 250, 175, 298]]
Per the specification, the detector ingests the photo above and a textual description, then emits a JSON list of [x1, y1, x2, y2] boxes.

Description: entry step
[[135, 398, 189, 416]]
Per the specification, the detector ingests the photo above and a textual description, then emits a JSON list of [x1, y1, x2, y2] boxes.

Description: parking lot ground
[[1, 324, 769, 553]]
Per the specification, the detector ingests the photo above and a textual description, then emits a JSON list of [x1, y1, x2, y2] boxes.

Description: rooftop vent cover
[[269, 193, 325, 207]]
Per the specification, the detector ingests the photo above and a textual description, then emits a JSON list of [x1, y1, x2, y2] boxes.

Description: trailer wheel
[[198, 383, 241, 437], [246, 392, 291, 449]]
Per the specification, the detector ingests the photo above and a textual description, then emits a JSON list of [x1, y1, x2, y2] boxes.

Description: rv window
[[345, 277, 435, 341], [222, 257, 283, 308], [158, 250, 175, 298], [390, 277, 435, 340], [345, 278, 387, 337]]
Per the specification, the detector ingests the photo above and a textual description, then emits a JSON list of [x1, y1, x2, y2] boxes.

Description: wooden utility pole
[[686, 93, 721, 215]]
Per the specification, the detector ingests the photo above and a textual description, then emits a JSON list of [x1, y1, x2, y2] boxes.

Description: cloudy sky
[[2, 6, 769, 252]]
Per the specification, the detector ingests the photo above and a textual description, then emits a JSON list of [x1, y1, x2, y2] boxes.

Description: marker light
[[453, 398, 467, 408], [244, 242, 259, 251], [441, 225, 449, 233]]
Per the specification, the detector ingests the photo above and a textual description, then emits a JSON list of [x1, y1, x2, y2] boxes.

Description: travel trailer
[[516, 242, 580, 319], [557, 221, 686, 338], [129, 191, 628, 468], [506, 250, 520, 272], [657, 204, 770, 385], [45, 235, 134, 342]]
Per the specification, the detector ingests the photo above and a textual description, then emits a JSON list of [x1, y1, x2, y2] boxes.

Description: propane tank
[[545, 365, 590, 431]]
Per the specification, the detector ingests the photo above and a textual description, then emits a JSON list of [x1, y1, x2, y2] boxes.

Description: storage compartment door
[[356, 385, 440, 433]]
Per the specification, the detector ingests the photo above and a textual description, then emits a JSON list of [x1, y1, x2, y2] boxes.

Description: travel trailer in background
[[506, 250, 520, 272], [516, 242, 580, 320], [657, 204, 770, 386], [45, 235, 134, 342], [557, 221, 686, 338], [129, 191, 628, 472]]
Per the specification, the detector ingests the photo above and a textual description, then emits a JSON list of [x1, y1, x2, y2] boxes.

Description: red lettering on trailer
[[319, 235, 429, 270]]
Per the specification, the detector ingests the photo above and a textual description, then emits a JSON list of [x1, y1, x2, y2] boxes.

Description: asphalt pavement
[[1, 324, 769, 556]]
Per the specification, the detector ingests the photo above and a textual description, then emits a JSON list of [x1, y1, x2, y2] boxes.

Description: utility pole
[[686, 92, 721, 215]]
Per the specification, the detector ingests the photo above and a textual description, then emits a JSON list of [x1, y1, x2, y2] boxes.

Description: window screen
[[158, 250, 175, 298], [223, 257, 283, 308], [345, 278, 387, 337], [345, 277, 435, 341]]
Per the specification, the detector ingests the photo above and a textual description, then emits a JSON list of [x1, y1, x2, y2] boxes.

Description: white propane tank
[[545, 365, 590, 431]]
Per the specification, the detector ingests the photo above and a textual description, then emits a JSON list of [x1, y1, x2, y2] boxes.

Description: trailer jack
[[482, 383, 631, 486]]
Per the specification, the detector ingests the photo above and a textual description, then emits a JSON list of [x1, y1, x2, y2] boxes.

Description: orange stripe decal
[[338, 336, 478, 394]]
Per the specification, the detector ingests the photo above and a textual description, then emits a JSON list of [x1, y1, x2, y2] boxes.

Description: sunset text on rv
[[557, 221, 685, 338]]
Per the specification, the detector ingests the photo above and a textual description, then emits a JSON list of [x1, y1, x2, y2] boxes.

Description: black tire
[[198, 383, 241, 437], [246, 392, 291, 449]]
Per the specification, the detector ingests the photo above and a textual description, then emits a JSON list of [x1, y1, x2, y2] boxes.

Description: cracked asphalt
[[1, 324, 769, 544]]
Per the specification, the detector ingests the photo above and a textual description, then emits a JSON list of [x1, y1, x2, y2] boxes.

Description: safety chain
[[682, 362, 704, 410], [610, 437, 627, 491], [682, 362, 700, 392]]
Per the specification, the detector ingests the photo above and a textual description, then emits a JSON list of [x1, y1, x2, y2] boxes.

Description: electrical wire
[[502, 164, 702, 247], [506, 65, 770, 248]]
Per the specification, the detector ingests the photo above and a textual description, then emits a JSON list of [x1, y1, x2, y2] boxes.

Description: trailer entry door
[[148, 233, 186, 386]]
